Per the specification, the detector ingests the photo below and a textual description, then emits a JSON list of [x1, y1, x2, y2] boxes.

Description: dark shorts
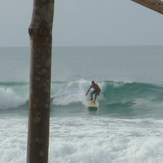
[[91, 90, 100, 96]]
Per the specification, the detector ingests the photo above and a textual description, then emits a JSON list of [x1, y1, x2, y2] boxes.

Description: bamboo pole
[[27, 0, 54, 163], [131, 0, 163, 14]]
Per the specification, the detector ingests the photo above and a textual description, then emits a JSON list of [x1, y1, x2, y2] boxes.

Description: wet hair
[[91, 81, 95, 84]]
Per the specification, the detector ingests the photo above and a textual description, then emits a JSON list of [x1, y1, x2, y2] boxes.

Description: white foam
[[48, 117, 163, 163], [0, 117, 27, 163], [1, 116, 163, 163], [52, 80, 90, 105], [0, 87, 27, 110]]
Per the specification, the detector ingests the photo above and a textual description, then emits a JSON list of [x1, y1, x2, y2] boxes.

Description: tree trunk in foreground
[[27, 0, 54, 163]]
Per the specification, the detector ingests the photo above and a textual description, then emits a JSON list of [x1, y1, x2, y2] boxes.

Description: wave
[[0, 82, 29, 110], [101, 81, 163, 105], [52, 80, 163, 103], [1, 80, 163, 117]]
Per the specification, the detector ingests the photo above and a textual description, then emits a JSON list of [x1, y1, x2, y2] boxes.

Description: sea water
[[0, 46, 163, 163]]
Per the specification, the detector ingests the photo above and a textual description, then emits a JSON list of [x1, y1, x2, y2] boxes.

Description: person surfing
[[85, 81, 101, 103]]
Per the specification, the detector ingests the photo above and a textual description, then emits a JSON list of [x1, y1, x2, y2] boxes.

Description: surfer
[[86, 81, 101, 103]]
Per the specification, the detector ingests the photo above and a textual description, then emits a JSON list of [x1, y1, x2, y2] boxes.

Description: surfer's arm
[[86, 86, 91, 95]]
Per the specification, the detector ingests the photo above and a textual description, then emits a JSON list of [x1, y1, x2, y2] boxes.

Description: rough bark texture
[[27, 0, 54, 163], [132, 0, 163, 14]]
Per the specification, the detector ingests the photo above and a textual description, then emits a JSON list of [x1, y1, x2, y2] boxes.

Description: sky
[[0, 0, 163, 47]]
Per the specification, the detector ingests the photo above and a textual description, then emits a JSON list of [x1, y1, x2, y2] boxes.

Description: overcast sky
[[1, 0, 163, 47]]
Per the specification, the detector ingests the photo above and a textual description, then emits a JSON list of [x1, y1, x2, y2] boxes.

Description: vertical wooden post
[[27, 0, 54, 163]]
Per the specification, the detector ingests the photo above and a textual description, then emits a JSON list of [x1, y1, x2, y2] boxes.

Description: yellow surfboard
[[85, 100, 98, 111]]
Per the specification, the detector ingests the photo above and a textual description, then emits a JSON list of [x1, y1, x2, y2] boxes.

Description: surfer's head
[[91, 81, 95, 84]]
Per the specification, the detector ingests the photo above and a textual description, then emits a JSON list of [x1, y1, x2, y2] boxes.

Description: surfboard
[[85, 100, 98, 111]]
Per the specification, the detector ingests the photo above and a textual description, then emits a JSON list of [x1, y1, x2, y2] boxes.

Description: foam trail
[[52, 80, 90, 105]]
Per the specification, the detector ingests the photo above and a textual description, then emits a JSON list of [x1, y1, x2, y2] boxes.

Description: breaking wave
[[1, 80, 163, 118]]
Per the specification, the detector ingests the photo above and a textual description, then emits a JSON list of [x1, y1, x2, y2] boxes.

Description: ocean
[[0, 46, 163, 163]]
